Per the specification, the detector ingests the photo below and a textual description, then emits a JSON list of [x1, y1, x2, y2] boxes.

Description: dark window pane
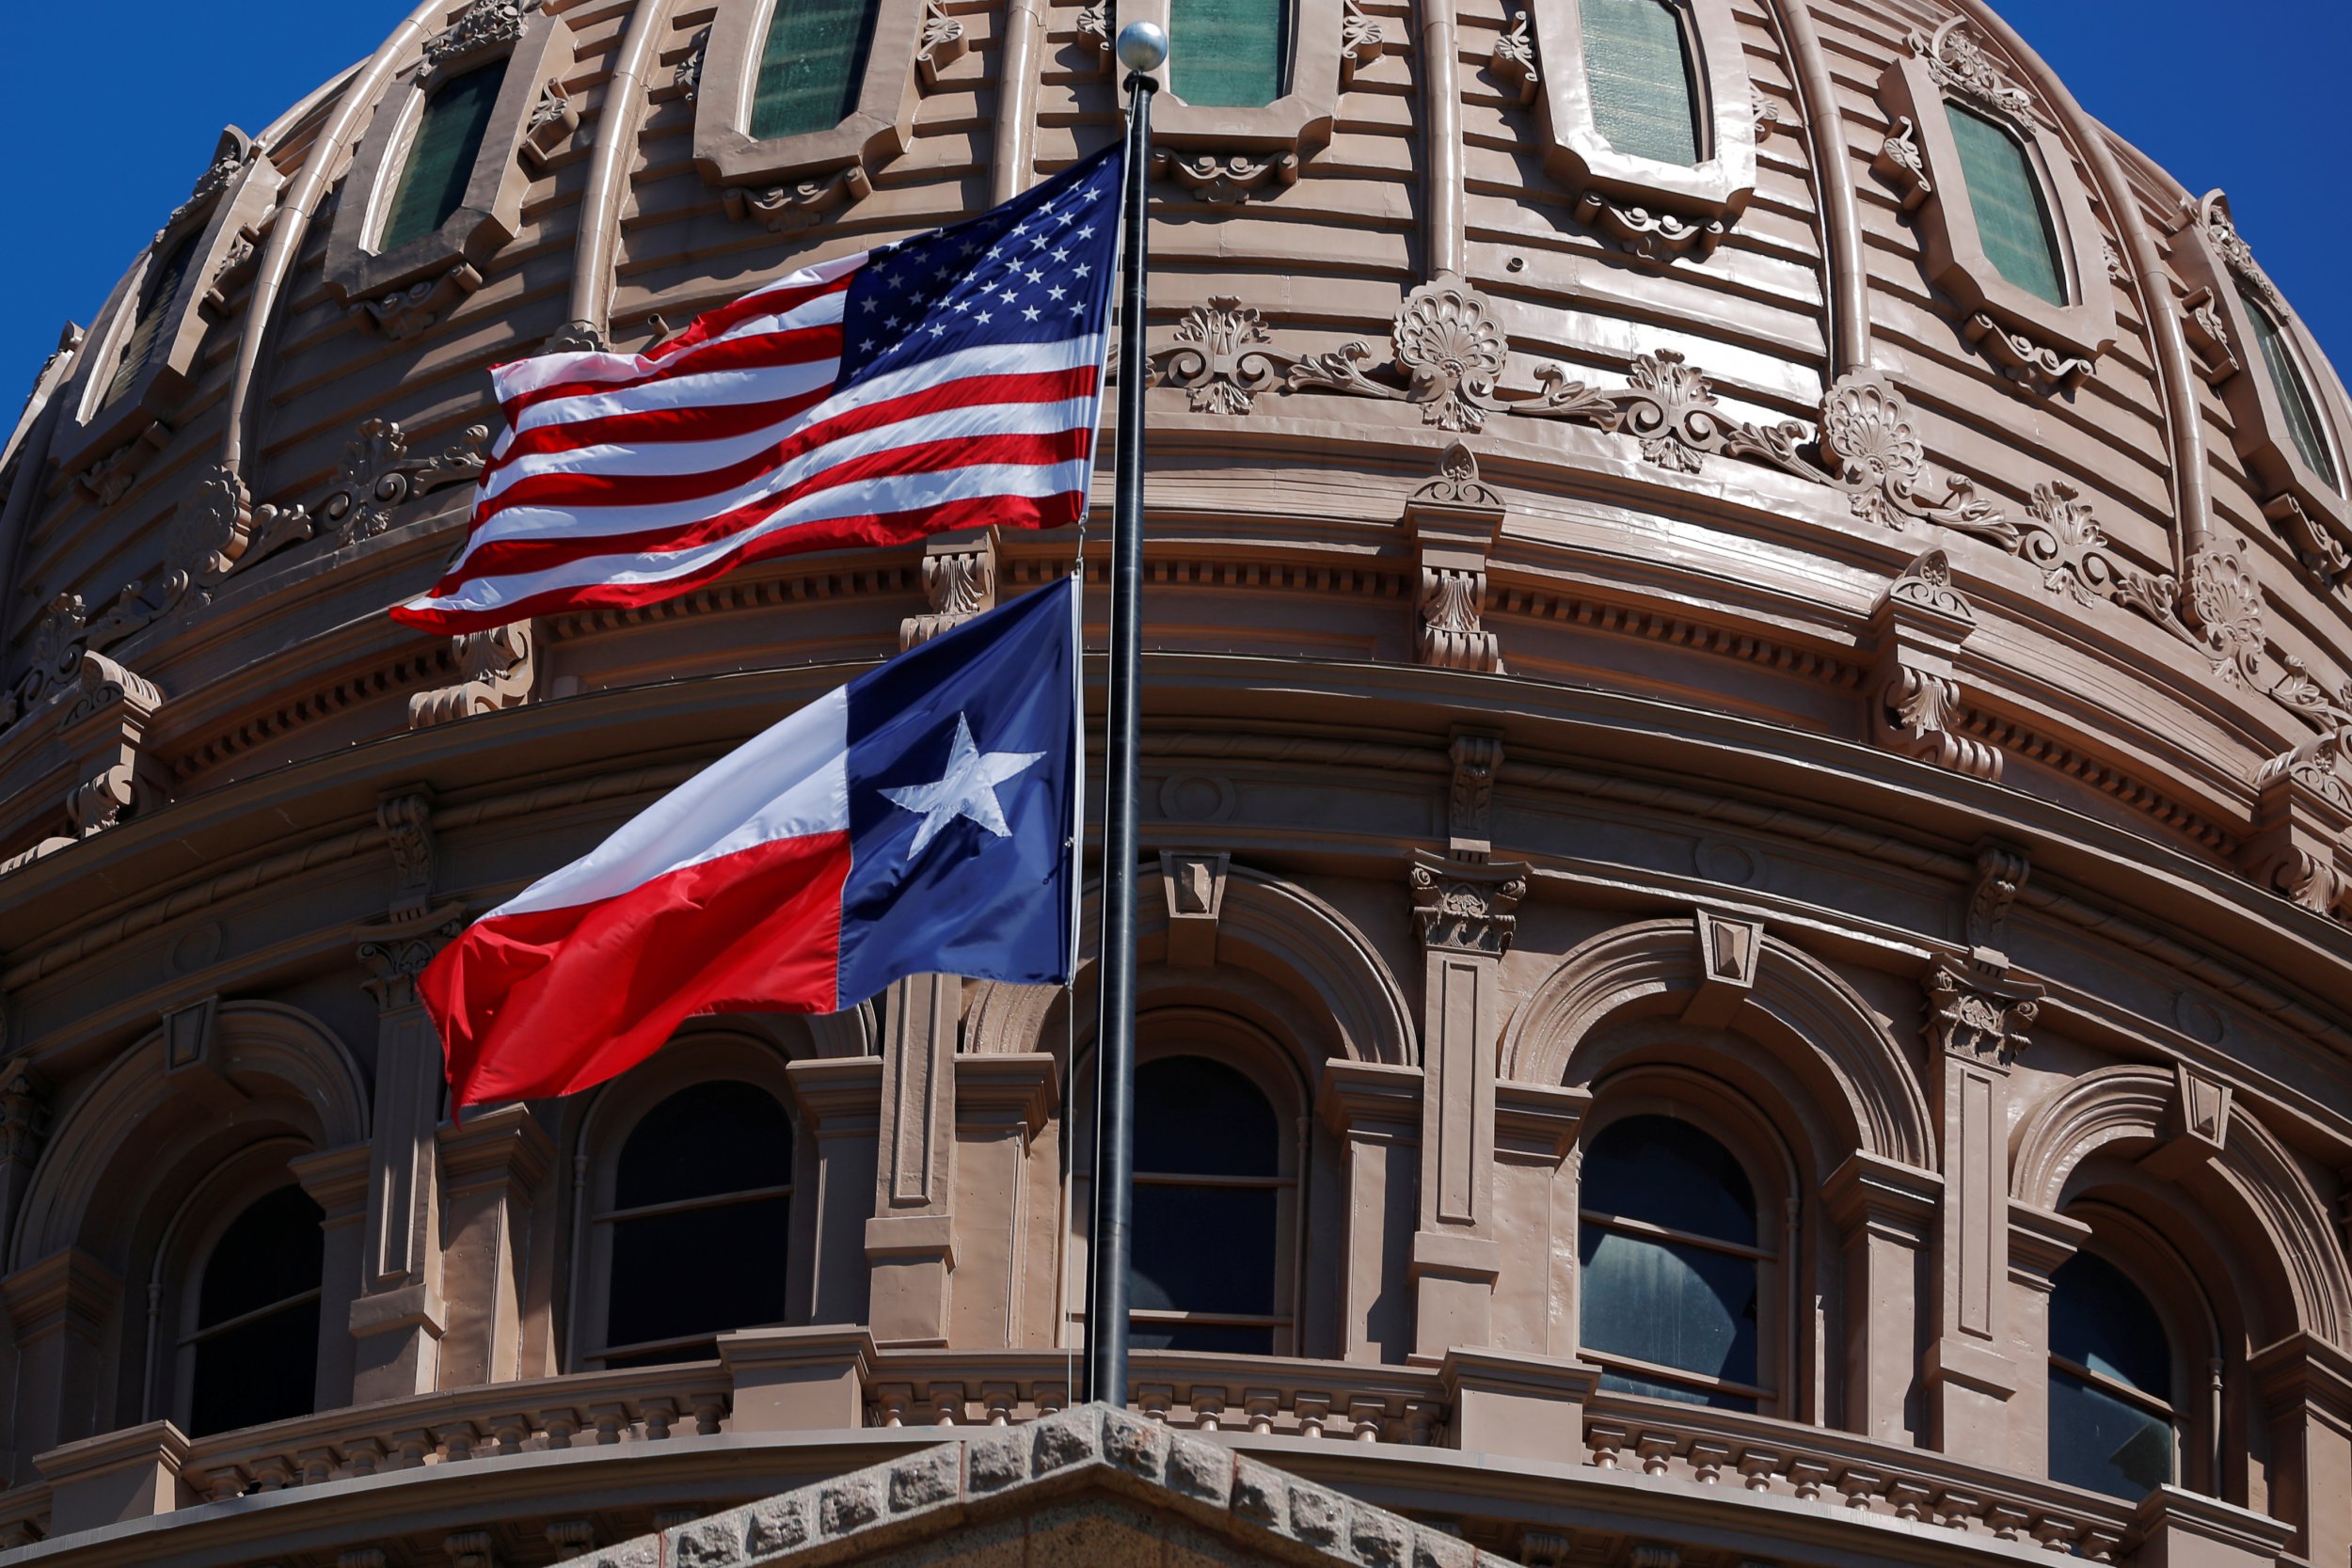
[[103, 231, 201, 408], [1580, 0, 1703, 167], [1579, 1225, 1758, 1387], [2050, 1250, 2171, 1401], [1943, 101, 2067, 307], [607, 1195, 789, 1350], [615, 1081, 792, 1211], [2050, 1366, 2173, 1500], [198, 1184, 325, 1329], [753, 0, 884, 140], [1169, 0, 1288, 109], [2240, 283, 2339, 489], [1131, 1321, 1275, 1354], [1131, 1183, 1277, 1316], [1134, 1055, 1279, 1177], [381, 61, 507, 252], [1581, 1115, 1756, 1245], [189, 1296, 320, 1436], [1597, 1366, 1756, 1413]]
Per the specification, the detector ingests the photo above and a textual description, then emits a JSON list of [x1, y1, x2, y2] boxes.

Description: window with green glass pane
[[1169, 0, 1290, 110], [752, 0, 884, 140], [1580, 0, 1704, 167], [380, 61, 507, 253], [103, 231, 200, 407], [1943, 102, 2066, 307], [2239, 283, 2339, 490]]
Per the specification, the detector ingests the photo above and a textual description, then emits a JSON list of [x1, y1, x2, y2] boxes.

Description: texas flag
[[420, 576, 1081, 1108]]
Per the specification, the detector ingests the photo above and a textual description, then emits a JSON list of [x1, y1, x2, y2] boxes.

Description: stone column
[[950, 1053, 1056, 1348], [1404, 849, 1527, 1364], [1823, 1149, 1939, 1442], [2250, 1334, 2352, 1568], [2, 1248, 119, 1458], [435, 1106, 554, 1387], [1316, 1060, 1421, 1364], [288, 1142, 371, 1412], [866, 974, 959, 1347], [786, 1057, 884, 1328]]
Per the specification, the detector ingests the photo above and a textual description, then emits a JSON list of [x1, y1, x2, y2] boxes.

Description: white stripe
[[492, 688, 851, 917], [458, 392, 1099, 564], [411, 459, 1091, 616]]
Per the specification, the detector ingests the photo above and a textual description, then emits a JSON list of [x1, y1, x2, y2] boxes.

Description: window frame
[[322, 0, 578, 328], [691, 0, 935, 200], [2175, 189, 2352, 573], [1121, 0, 1346, 189], [1518, 0, 1757, 259], [1876, 20, 2116, 388], [1570, 1080, 1792, 1418], [54, 128, 281, 487], [569, 1032, 801, 1371], [2043, 1210, 2213, 1502]]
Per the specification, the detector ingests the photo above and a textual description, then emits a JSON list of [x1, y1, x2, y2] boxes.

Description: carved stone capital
[[1408, 849, 1529, 956], [357, 904, 469, 1010], [379, 791, 437, 916], [1926, 961, 2041, 1069]]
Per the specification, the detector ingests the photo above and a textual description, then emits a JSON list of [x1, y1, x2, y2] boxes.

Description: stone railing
[[1578, 1391, 2140, 1560]]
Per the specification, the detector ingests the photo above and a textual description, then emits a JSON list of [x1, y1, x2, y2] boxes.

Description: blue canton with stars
[[835, 143, 1124, 388]]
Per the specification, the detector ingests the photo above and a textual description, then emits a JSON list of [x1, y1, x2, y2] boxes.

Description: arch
[[2012, 1065, 2352, 1350], [1500, 917, 1932, 1170], [965, 865, 1414, 1069], [13, 1001, 368, 1272]]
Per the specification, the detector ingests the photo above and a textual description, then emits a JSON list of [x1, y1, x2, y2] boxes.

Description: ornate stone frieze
[[424, 0, 535, 70], [723, 166, 874, 231], [1288, 275, 1509, 433], [900, 531, 996, 648], [1490, 10, 1537, 103], [1151, 149, 1299, 205], [324, 419, 493, 546], [2179, 546, 2266, 687], [1155, 297, 1282, 414], [1874, 117, 1931, 212], [1867, 550, 2001, 783], [1405, 442, 1506, 673], [0, 594, 92, 730], [518, 78, 578, 170], [1076, 3, 1112, 71], [409, 622, 535, 728], [1447, 731, 1502, 860], [915, 0, 967, 87], [349, 262, 485, 340], [1907, 19, 2032, 121], [1407, 849, 1529, 955]]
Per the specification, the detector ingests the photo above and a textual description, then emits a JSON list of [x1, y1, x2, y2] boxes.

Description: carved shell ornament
[[1391, 279, 1510, 428]]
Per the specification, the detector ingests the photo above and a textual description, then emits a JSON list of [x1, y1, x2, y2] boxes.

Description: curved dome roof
[[2, 0, 2350, 948]]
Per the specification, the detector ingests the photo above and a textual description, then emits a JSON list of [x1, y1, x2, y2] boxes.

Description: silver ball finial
[[1116, 20, 1168, 72]]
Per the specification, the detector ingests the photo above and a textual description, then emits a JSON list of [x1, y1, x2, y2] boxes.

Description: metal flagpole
[[1085, 19, 1164, 1412]]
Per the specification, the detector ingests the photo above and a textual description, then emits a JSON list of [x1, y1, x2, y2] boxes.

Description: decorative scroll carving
[[323, 418, 492, 547], [1963, 312, 2094, 393], [1869, 550, 2000, 783], [543, 319, 607, 354], [1288, 274, 1508, 433], [409, 622, 535, 727], [77, 422, 173, 506], [1447, 731, 1502, 859], [1874, 116, 1931, 212], [348, 261, 485, 340], [1965, 844, 2028, 958], [519, 78, 578, 170], [900, 533, 995, 648], [2180, 546, 2266, 687], [59, 651, 166, 838], [1907, 19, 2032, 121], [1341, 0, 1386, 84], [2179, 287, 2240, 385], [723, 166, 874, 230], [1574, 192, 1725, 261], [1883, 665, 1999, 782], [2198, 192, 2279, 308], [1151, 149, 1299, 205], [0, 1059, 48, 1170], [1490, 10, 1538, 104], [1076, 3, 1112, 71], [1155, 297, 1281, 414], [1751, 86, 1796, 139], [162, 133, 253, 236], [2258, 727, 2352, 816], [200, 227, 263, 320], [1405, 442, 1506, 673], [916, 0, 967, 87], [1412, 439, 1502, 512], [675, 27, 708, 101], [2101, 237, 2128, 283], [1419, 564, 1498, 673], [424, 0, 535, 69], [1408, 850, 1528, 955], [4, 594, 92, 727], [1927, 961, 2040, 1067], [2266, 493, 2352, 589], [2246, 726, 2352, 921]]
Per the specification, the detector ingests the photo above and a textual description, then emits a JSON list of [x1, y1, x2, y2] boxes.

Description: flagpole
[[1086, 20, 1163, 1412]]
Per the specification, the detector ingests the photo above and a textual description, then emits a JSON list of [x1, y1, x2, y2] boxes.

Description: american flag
[[391, 145, 1123, 633]]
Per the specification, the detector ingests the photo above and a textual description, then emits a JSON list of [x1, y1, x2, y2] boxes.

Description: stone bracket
[[900, 527, 997, 648], [410, 622, 535, 729], [161, 994, 246, 1116], [1683, 910, 1762, 1027], [1867, 549, 2001, 782], [1406, 443, 1506, 673]]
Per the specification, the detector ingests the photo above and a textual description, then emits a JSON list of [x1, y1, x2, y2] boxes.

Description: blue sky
[[2, 1, 2345, 427]]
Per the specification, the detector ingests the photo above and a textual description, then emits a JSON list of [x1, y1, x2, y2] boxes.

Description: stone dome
[[1, 0, 2350, 1565]]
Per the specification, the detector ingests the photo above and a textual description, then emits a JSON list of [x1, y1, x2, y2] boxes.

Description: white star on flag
[[880, 713, 1045, 857]]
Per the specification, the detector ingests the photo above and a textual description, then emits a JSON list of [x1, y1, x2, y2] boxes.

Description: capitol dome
[[2, 0, 2350, 1565]]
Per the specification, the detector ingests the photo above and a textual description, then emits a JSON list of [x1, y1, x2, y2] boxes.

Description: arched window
[[2239, 283, 2340, 490], [183, 1184, 324, 1437], [101, 231, 201, 410], [379, 59, 509, 253], [1129, 1053, 1289, 1352], [594, 1079, 792, 1367], [2048, 1249, 2176, 1501], [1579, 0, 1703, 167], [752, 0, 885, 140], [1941, 103, 2066, 307], [1169, 0, 1290, 109], [1579, 1114, 1765, 1410]]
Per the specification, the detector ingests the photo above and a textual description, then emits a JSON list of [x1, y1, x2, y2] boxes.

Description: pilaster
[[787, 1057, 884, 1328], [288, 1141, 372, 1411], [867, 974, 960, 1347], [1822, 1150, 1939, 1444], [950, 1053, 1056, 1348], [1317, 1060, 1422, 1364], [2005, 1198, 2092, 1480], [2, 1247, 120, 1457], [435, 1105, 554, 1387], [2249, 1332, 2352, 1568]]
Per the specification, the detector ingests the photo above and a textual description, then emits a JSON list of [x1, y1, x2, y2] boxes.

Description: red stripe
[[644, 272, 855, 364], [391, 491, 1081, 635], [421, 831, 851, 1107], [453, 428, 1091, 581], [488, 382, 833, 476], [496, 322, 848, 435], [473, 365, 1100, 526]]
